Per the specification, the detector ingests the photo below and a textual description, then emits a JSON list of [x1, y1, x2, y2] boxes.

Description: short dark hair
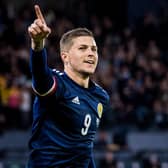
[[60, 27, 94, 52]]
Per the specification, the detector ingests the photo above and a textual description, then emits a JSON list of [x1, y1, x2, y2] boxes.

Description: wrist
[[31, 39, 45, 51]]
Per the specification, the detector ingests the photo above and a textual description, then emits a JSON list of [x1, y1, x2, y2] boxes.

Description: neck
[[64, 68, 90, 88]]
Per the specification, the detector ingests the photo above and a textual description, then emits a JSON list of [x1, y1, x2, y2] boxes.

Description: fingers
[[29, 22, 41, 35], [28, 19, 51, 40], [34, 4, 46, 25], [34, 19, 51, 34], [28, 4, 51, 41]]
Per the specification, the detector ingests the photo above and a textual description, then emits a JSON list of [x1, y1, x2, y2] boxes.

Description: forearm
[[30, 48, 54, 94]]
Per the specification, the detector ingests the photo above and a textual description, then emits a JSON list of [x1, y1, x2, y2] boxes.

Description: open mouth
[[84, 60, 95, 64]]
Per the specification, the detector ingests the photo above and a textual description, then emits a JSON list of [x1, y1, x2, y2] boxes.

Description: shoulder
[[93, 82, 110, 102], [51, 69, 74, 91], [52, 69, 64, 76], [50, 69, 66, 93], [51, 69, 66, 82]]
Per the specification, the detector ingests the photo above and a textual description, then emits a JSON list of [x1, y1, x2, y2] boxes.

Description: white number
[[81, 114, 91, 136]]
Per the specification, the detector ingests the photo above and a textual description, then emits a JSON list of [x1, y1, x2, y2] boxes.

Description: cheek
[[70, 57, 81, 67]]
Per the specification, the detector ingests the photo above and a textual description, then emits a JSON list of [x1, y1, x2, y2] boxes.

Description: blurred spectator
[[98, 152, 117, 168], [19, 84, 31, 130], [0, 106, 6, 135], [112, 127, 128, 150], [153, 100, 168, 130], [142, 153, 161, 168], [94, 130, 111, 151], [135, 107, 152, 130], [7, 80, 21, 129]]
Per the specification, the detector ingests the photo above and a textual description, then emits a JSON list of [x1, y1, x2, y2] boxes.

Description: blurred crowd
[[0, 1, 167, 167], [0, 1, 167, 133]]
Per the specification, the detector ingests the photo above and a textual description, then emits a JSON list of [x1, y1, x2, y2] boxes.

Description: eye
[[92, 47, 97, 52], [79, 46, 87, 50]]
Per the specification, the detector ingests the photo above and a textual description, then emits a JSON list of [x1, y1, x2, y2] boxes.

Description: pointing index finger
[[34, 5, 46, 25]]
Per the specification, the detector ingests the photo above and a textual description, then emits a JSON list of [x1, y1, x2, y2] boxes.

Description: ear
[[61, 51, 69, 65]]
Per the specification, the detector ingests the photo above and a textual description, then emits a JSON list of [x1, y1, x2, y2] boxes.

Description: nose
[[87, 47, 95, 56]]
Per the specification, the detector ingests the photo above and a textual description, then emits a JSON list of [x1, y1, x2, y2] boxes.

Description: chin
[[80, 67, 96, 76], [82, 70, 95, 76]]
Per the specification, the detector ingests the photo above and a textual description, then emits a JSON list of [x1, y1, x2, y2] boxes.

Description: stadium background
[[0, 0, 168, 167]]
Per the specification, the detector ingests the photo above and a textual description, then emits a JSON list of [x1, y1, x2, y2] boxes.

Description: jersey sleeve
[[30, 48, 57, 96]]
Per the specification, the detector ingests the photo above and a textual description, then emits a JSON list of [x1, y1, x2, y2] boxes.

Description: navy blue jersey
[[26, 49, 110, 168]]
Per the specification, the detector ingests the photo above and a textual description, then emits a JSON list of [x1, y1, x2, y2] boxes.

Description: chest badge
[[97, 103, 103, 118]]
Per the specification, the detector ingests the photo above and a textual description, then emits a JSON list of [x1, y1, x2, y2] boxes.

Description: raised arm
[[28, 5, 51, 51], [28, 5, 56, 96]]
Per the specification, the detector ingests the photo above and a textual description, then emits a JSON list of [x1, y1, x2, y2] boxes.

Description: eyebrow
[[79, 44, 97, 48]]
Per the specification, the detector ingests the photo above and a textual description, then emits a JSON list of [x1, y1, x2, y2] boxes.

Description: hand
[[28, 5, 51, 50]]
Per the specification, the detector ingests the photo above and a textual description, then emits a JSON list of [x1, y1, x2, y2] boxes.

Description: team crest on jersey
[[97, 103, 103, 118]]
